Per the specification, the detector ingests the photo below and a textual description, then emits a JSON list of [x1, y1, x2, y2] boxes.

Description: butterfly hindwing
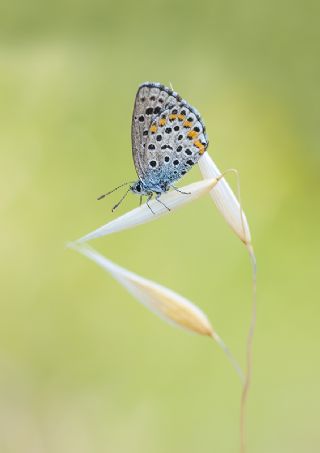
[[142, 104, 208, 190]]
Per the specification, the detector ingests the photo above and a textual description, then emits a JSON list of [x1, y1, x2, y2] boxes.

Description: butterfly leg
[[146, 193, 156, 214], [156, 194, 171, 212], [171, 185, 191, 195]]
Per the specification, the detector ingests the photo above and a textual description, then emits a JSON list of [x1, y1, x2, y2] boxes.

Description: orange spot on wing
[[183, 120, 192, 128], [169, 114, 178, 121], [194, 140, 206, 154], [178, 114, 185, 121], [187, 130, 198, 139], [159, 118, 166, 126], [150, 124, 157, 133]]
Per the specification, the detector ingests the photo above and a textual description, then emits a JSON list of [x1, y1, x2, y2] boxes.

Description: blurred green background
[[1, 1, 319, 452]]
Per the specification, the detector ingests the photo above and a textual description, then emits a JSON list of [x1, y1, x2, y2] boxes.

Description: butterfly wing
[[131, 82, 181, 180], [137, 86, 209, 190]]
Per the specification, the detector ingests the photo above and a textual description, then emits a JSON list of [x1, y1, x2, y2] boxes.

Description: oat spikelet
[[198, 153, 251, 244], [76, 178, 219, 243], [70, 242, 213, 335], [68, 242, 244, 381]]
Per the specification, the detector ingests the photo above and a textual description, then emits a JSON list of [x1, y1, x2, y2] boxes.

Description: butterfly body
[[131, 177, 168, 196]]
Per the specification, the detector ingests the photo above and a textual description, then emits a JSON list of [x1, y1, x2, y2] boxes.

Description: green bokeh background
[[1, 1, 319, 452]]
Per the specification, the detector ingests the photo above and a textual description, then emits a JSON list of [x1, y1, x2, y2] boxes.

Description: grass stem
[[211, 332, 245, 384], [240, 244, 257, 453]]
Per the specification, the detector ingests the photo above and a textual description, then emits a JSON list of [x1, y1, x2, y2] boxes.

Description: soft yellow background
[[1, 1, 319, 452]]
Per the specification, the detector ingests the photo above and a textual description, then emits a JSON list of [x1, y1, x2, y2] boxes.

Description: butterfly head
[[131, 178, 170, 196], [130, 180, 150, 196]]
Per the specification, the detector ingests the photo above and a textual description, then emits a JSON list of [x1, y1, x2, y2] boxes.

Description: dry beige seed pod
[[76, 178, 219, 243], [68, 242, 244, 381], [198, 153, 252, 245]]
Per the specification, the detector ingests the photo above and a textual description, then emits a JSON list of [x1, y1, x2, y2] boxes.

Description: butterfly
[[98, 82, 209, 212]]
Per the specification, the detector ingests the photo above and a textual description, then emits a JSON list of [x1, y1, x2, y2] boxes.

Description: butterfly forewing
[[131, 83, 181, 179]]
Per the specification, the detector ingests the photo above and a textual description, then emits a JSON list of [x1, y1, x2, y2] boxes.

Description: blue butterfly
[[98, 82, 209, 212]]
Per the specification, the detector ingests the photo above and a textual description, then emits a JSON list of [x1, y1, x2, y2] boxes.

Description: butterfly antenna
[[112, 188, 131, 212], [97, 181, 134, 200]]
